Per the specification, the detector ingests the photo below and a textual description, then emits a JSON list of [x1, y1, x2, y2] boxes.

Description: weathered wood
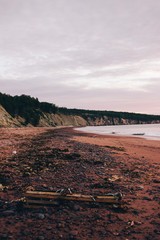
[[25, 191, 121, 204]]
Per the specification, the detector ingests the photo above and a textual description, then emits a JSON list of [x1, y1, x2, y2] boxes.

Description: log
[[24, 191, 122, 205]]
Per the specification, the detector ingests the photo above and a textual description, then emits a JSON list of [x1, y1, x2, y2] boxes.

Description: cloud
[[0, 0, 160, 114]]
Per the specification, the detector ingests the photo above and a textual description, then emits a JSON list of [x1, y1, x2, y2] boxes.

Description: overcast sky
[[0, 0, 160, 114]]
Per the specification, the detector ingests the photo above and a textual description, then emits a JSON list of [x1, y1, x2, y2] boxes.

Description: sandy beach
[[0, 127, 160, 240], [74, 130, 160, 164]]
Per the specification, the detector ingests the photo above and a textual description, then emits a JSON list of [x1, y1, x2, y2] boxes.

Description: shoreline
[[74, 123, 160, 141], [73, 128, 160, 164]]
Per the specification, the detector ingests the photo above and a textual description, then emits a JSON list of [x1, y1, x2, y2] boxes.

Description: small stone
[[1, 234, 8, 239], [73, 204, 80, 211], [153, 179, 160, 183], [0, 184, 4, 191], [154, 229, 160, 235], [142, 196, 152, 201], [3, 210, 15, 216], [136, 221, 142, 225], [113, 204, 119, 209], [138, 185, 144, 190], [37, 236, 45, 240], [113, 232, 119, 236], [37, 213, 45, 220], [23, 171, 30, 177], [46, 226, 52, 230]]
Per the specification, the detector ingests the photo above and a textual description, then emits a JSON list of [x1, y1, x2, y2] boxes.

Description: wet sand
[[74, 131, 160, 164], [0, 127, 160, 240]]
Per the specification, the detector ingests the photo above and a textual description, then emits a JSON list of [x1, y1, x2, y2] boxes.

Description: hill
[[0, 92, 160, 127]]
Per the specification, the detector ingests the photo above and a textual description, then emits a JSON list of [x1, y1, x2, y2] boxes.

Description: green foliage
[[0, 92, 58, 126]]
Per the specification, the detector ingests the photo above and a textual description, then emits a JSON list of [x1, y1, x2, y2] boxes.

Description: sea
[[75, 123, 160, 140]]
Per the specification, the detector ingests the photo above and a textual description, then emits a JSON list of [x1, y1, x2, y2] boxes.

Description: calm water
[[76, 124, 160, 140]]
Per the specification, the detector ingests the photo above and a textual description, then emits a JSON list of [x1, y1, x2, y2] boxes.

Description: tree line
[[0, 93, 57, 126], [58, 107, 160, 122]]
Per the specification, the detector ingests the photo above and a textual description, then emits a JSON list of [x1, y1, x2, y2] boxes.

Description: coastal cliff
[[0, 105, 87, 127], [0, 93, 160, 128], [0, 104, 160, 128]]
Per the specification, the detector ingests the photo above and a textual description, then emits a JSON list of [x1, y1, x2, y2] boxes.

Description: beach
[[0, 127, 160, 240]]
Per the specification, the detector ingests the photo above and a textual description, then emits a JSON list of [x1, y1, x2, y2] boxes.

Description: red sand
[[74, 132, 160, 164], [0, 127, 160, 240]]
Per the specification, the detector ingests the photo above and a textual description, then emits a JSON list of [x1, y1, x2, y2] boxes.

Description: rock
[[26, 186, 35, 191], [73, 204, 80, 211], [113, 232, 119, 236], [0, 200, 4, 207], [37, 236, 45, 240], [22, 171, 30, 177], [142, 196, 152, 201], [154, 229, 160, 235], [153, 179, 160, 183], [46, 226, 52, 230], [108, 175, 119, 182], [2, 210, 15, 216], [138, 185, 144, 190], [136, 221, 142, 225], [1, 234, 8, 239], [37, 213, 45, 220], [0, 184, 4, 191]]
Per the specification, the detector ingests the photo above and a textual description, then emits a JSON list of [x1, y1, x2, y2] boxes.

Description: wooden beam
[[24, 191, 122, 205]]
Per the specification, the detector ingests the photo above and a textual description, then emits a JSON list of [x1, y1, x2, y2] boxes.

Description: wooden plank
[[25, 191, 121, 204]]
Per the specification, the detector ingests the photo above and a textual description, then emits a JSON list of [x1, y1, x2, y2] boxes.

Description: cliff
[[0, 105, 87, 128], [0, 93, 160, 128], [0, 105, 21, 127], [0, 104, 160, 128]]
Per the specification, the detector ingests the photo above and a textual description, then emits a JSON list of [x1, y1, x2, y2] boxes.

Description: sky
[[0, 0, 160, 115]]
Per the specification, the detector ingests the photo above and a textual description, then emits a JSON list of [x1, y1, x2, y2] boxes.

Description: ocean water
[[76, 123, 160, 140]]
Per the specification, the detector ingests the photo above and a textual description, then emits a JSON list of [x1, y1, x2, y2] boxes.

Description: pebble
[[73, 204, 80, 211], [2, 210, 15, 216], [142, 196, 152, 201], [153, 179, 160, 183], [138, 185, 144, 190], [46, 226, 52, 230], [37, 213, 45, 220], [0, 184, 4, 191], [136, 221, 142, 225], [37, 236, 45, 240], [1, 234, 8, 239]]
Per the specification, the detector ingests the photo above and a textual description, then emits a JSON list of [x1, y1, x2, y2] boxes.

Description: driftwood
[[24, 190, 122, 207]]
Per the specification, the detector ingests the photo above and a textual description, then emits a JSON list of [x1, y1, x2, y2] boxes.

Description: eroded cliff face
[[0, 105, 21, 127], [0, 105, 159, 128], [38, 113, 87, 127], [84, 116, 160, 126], [0, 106, 87, 127]]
